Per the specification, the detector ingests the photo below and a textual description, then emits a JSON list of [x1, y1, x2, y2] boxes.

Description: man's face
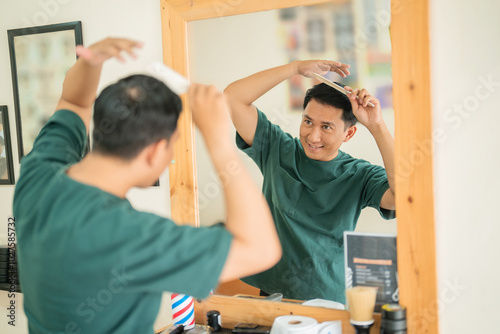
[[299, 99, 355, 161], [142, 128, 180, 188]]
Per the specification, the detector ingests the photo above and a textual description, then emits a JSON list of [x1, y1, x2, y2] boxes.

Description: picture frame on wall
[[0, 106, 16, 185], [8, 21, 83, 160]]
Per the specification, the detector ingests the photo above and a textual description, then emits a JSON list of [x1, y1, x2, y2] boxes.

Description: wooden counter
[[194, 294, 381, 334]]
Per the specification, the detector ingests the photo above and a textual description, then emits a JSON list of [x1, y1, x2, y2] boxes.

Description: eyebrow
[[303, 114, 336, 127]]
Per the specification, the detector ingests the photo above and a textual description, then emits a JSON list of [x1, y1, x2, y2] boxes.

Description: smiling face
[[299, 99, 356, 161]]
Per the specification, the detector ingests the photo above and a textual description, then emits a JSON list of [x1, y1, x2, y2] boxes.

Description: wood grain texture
[[391, 0, 439, 333], [195, 294, 381, 334], [214, 279, 260, 296], [168, 0, 333, 21], [161, 0, 199, 226]]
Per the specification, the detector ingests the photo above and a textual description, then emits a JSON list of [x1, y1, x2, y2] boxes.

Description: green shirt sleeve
[[14, 110, 87, 216], [27, 109, 87, 165], [107, 205, 233, 299], [236, 109, 290, 171], [360, 164, 395, 220]]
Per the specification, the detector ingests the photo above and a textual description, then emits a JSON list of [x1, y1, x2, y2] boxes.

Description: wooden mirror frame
[[160, 0, 438, 332]]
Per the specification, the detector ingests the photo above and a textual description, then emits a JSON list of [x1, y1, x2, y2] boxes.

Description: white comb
[[146, 62, 190, 95]]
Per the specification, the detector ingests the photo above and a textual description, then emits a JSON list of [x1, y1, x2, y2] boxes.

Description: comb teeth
[[146, 62, 190, 95]]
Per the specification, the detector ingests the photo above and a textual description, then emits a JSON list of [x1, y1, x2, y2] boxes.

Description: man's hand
[[296, 60, 351, 79], [57, 37, 143, 132], [76, 38, 142, 67], [345, 87, 384, 131]]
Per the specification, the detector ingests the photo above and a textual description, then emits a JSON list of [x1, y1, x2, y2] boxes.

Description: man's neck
[[66, 153, 136, 198]]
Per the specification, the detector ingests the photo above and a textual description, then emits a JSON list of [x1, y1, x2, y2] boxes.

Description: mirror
[[188, 1, 396, 235], [188, 1, 396, 302], [161, 0, 437, 331]]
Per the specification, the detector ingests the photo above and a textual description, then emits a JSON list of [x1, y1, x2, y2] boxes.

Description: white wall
[[431, 0, 500, 333], [188, 10, 288, 228], [0, 1, 173, 333]]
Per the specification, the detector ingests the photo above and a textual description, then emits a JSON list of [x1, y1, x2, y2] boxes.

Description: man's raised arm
[[224, 60, 350, 146], [56, 38, 142, 133], [345, 87, 396, 210]]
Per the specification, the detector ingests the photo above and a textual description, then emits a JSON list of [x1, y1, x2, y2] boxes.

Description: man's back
[[12, 37, 281, 333], [13, 110, 232, 333]]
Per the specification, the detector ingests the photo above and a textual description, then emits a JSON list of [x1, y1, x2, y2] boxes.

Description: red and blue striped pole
[[171, 293, 195, 330]]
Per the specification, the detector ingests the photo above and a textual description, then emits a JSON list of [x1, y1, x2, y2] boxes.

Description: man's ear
[[144, 139, 169, 167], [343, 125, 357, 143]]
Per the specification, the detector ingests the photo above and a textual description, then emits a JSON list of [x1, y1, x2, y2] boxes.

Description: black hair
[[303, 82, 357, 129], [92, 74, 182, 160]]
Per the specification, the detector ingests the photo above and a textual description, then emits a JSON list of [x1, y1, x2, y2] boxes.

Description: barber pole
[[171, 293, 195, 330]]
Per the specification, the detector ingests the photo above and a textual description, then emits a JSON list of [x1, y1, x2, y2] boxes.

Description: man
[[224, 60, 396, 304], [13, 37, 281, 333]]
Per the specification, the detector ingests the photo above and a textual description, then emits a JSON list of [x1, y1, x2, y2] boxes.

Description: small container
[[380, 304, 407, 334], [207, 310, 222, 332]]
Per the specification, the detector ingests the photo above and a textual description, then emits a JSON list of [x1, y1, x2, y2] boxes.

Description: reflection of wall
[[188, 6, 396, 234], [277, 0, 393, 111], [188, 10, 286, 227]]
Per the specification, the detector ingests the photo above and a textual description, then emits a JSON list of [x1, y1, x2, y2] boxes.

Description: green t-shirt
[[237, 110, 394, 304], [13, 110, 232, 334]]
